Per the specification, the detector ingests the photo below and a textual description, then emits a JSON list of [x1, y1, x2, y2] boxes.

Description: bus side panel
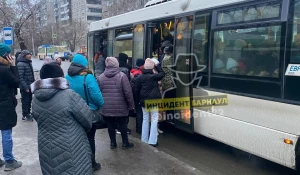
[[194, 109, 298, 169]]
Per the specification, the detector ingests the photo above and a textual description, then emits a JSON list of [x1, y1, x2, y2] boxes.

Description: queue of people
[[0, 41, 173, 173]]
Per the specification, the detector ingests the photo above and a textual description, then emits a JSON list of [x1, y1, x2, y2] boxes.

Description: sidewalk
[[0, 101, 205, 175]]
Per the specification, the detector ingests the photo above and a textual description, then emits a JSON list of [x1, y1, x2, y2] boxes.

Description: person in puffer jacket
[[17, 50, 35, 121], [66, 54, 104, 172], [135, 58, 165, 147], [97, 57, 135, 150], [31, 63, 93, 175]]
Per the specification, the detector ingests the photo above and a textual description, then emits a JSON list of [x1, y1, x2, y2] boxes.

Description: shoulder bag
[[83, 75, 107, 129]]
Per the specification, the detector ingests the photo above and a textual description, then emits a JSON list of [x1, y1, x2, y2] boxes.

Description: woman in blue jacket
[[66, 54, 104, 172]]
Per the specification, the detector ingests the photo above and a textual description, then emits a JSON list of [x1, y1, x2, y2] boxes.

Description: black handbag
[[83, 75, 107, 129]]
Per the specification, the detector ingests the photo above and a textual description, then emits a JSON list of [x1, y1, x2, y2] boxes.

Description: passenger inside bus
[[152, 20, 174, 60], [162, 23, 173, 44], [214, 27, 281, 78], [291, 34, 300, 62]]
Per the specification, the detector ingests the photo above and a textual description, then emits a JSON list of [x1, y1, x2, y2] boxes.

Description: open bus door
[[171, 15, 196, 133]]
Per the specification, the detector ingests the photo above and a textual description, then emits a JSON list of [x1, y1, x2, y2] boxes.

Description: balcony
[[86, 12, 102, 17], [86, 4, 101, 8], [60, 2, 69, 8], [60, 9, 69, 15], [61, 16, 69, 21]]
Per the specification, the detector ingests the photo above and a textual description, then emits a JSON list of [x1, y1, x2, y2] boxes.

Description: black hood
[[142, 69, 154, 74], [68, 63, 86, 76], [17, 54, 31, 63], [119, 61, 132, 70]]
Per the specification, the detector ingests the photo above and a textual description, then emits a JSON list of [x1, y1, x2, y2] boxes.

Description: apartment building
[[102, 0, 150, 18], [72, 0, 102, 27], [36, 0, 55, 29], [54, 0, 72, 24]]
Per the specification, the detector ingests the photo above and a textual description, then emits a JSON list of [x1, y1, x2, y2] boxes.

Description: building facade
[[36, 0, 55, 29], [102, 0, 150, 18], [72, 0, 102, 27], [54, 0, 72, 24]]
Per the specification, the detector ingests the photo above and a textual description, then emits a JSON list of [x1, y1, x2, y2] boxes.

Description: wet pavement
[[2, 58, 298, 175], [0, 101, 205, 175]]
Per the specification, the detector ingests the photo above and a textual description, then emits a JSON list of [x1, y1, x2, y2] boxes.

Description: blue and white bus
[[88, 0, 300, 170]]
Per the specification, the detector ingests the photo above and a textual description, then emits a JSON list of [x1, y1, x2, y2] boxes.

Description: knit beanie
[[21, 50, 31, 56], [136, 59, 145, 67], [0, 43, 11, 57], [54, 54, 60, 60], [151, 58, 159, 65], [44, 56, 53, 64], [118, 53, 128, 63], [105, 57, 119, 68], [40, 63, 64, 79], [144, 58, 155, 70], [164, 45, 173, 54]]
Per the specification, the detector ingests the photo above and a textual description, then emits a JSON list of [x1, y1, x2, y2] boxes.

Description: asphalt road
[[30, 58, 298, 175]]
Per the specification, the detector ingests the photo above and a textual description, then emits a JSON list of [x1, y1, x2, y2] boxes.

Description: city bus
[[88, 0, 300, 170], [38, 45, 68, 59]]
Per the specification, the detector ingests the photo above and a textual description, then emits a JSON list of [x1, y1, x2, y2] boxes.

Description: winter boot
[[4, 159, 22, 171]]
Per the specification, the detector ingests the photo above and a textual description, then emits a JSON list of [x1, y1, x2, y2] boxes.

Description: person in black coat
[[0, 44, 23, 171], [135, 58, 165, 146], [117, 53, 132, 134], [17, 50, 35, 121]]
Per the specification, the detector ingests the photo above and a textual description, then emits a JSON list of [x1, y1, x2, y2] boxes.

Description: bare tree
[[0, 0, 40, 50], [59, 19, 86, 52]]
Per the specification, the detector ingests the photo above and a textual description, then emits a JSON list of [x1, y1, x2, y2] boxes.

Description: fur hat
[[136, 59, 145, 67], [0, 43, 11, 57], [40, 63, 64, 79], [144, 58, 155, 70], [105, 57, 119, 68]]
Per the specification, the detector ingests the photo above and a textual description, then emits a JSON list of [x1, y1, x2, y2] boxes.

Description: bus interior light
[[284, 139, 293, 145]]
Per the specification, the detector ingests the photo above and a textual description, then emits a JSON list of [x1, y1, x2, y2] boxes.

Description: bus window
[[113, 27, 133, 65], [217, 2, 281, 25], [285, 0, 300, 101], [213, 26, 281, 78], [193, 13, 211, 87]]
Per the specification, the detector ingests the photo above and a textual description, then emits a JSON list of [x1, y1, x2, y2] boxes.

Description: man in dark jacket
[[118, 53, 132, 134], [118, 53, 132, 80], [0, 44, 23, 171], [94, 51, 106, 77], [17, 50, 35, 121], [130, 59, 145, 134]]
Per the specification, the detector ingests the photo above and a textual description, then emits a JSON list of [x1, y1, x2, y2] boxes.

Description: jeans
[[1, 129, 14, 161], [87, 125, 97, 164], [105, 117, 129, 144], [20, 90, 32, 116], [141, 108, 158, 145]]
